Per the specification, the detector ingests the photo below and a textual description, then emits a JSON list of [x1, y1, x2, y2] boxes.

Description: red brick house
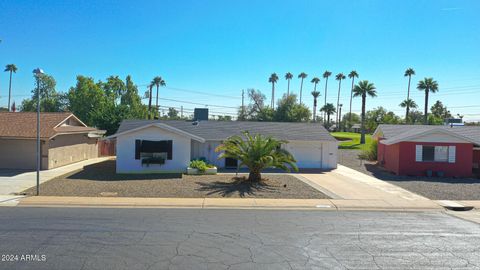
[[373, 124, 480, 177]]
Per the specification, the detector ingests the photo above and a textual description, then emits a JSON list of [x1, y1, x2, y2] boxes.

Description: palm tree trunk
[[148, 86, 153, 119], [287, 79, 290, 96], [327, 113, 330, 124], [248, 170, 261, 182], [349, 77, 355, 127], [299, 78, 304, 104], [360, 94, 366, 144], [424, 90, 429, 125], [8, 71, 13, 112], [324, 78, 328, 124], [336, 80, 342, 125], [406, 75, 411, 123], [313, 99, 317, 122], [271, 83, 275, 108], [155, 85, 159, 119]]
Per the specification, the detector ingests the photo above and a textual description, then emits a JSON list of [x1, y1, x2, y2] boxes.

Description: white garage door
[[284, 141, 323, 169]]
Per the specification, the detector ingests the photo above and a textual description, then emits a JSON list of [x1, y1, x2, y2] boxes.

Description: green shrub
[[359, 140, 378, 161], [189, 160, 214, 172]]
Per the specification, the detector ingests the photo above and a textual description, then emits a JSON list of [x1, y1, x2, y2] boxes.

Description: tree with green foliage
[[274, 94, 311, 122], [335, 73, 346, 124], [269, 73, 279, 108], [320, 103, 336, 125], [430, 100, 451, 119], [215, 131, 298, 182], [297, 72, 308, 104], [342, 112, 360, 130], [417, 77, 439, 124], [353, 80, 377, 144], [399, 98, 417, 123], [403, 68, 415, 121], [152, 76, 166, 119], [348, 70, 359, 123], [21, 74, 67, 112], [365, 107, 401, 132], [4, 64, 18, 111], [103, 75, 126, 103], [68, 76, 107, 126], [285, 72, 293, 96]]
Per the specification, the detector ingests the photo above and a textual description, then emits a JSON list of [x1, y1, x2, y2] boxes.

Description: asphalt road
[[0, 208, 479, 270]]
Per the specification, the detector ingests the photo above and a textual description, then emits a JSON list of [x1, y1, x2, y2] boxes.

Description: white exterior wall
[[116, 126, 192, 173], [283, 140, 337, 169], [192, 139, 338, 169]]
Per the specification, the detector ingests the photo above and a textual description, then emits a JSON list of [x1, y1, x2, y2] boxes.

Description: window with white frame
[[415, 145, 456, 163]]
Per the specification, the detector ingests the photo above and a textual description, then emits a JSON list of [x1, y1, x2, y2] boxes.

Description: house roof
[[113, 120, 336, 142], [374, 124, 480, 146], [0, 112, 102, 139]]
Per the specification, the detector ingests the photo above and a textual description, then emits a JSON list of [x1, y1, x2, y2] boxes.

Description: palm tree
[[399, 99, 418, 123], [285, 72, 293, 96], [335, 73, 346, 125], [152, 76, 166, 118], [417, 77, 439, 124], [353, 80, 377, 144], [404, 68, 416, 121], [147, 83, 154, 119], [4, 64, 18, 112], [297, 72, 308, 104], [215, 131, 298, 182], [311, 90, 320, 122], [320, 103, 336, 125], [269, 73, 279, 108], [322, 71, 332, 123], [347, 70, 359, 125]]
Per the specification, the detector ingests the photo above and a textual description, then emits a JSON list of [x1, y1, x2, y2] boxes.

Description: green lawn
[[330, 132, 373, 150]]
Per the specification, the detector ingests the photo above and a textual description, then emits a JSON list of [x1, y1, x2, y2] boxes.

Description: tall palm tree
[[269, 73, 279, 107], [322, 71, 332, 123], [311, 90, 320, 122], [285, 72, 293, 96], [399, 99, 418, 123], [4, 64, 18, 112], [215, 131, 298, 182], [297, 72, 308, 104], [404, 68, 416, 122], [152, 76, 166, 118], [417, 77, 439, 124], [347, 70, 359, 125], [335, 73, 346, 125], [353, 80, 377, 144], [147, 83, 154, 119], [320, 103, 336, 125]]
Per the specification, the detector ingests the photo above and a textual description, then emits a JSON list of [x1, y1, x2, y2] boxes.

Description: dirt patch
[[23, 160, 327, 199]]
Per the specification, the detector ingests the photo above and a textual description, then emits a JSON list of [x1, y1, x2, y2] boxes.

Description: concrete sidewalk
[[0, 157, 112, 195], [294, 165, 442, 210]]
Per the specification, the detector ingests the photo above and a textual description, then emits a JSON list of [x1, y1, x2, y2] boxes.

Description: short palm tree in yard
[[215, 131, 298, 182], [4, 64, 18, 111], [353, 80, 377, 144], [399, 98, 418, 122], [320, 103, 336, 125], [417, 77, 439, 125]]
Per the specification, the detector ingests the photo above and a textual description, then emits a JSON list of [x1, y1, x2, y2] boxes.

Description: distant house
[[373, 124, 480, 177], [0, 112, 105, 170], [351, 124, 361, 133], [108, 120, 338, 173]]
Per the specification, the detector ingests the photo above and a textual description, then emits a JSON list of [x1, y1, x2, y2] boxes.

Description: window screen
[[434, 146, 448, 162]]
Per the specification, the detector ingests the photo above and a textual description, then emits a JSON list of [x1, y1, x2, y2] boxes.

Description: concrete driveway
[[0, 157, 112, 195]]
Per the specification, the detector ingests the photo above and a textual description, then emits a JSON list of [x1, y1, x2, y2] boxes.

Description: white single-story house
[[108, 120, 338, 173]]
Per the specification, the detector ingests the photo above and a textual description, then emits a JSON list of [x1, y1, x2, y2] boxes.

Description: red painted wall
[[473, 150, 480, 169], [378, 141, 400, 174], [397, 142, 473, 177]]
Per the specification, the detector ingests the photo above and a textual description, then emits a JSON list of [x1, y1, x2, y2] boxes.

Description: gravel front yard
[[23, 160, 327, 199], [338, 149, 480, 200]]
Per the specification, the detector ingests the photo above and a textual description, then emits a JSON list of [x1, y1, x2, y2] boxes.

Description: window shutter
[[135, 140, 141, 160], [448, 146, 456, 163], [167, 140, 173, 160], [415, 145, 422, 162]]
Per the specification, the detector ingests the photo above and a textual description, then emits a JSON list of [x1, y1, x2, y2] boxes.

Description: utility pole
[[33, 68, 44, 196], [241, 89, 245, 120], [180, 106, 183, 118]]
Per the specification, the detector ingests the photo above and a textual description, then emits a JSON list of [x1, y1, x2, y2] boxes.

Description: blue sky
[[1, 0, 479, 120]]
